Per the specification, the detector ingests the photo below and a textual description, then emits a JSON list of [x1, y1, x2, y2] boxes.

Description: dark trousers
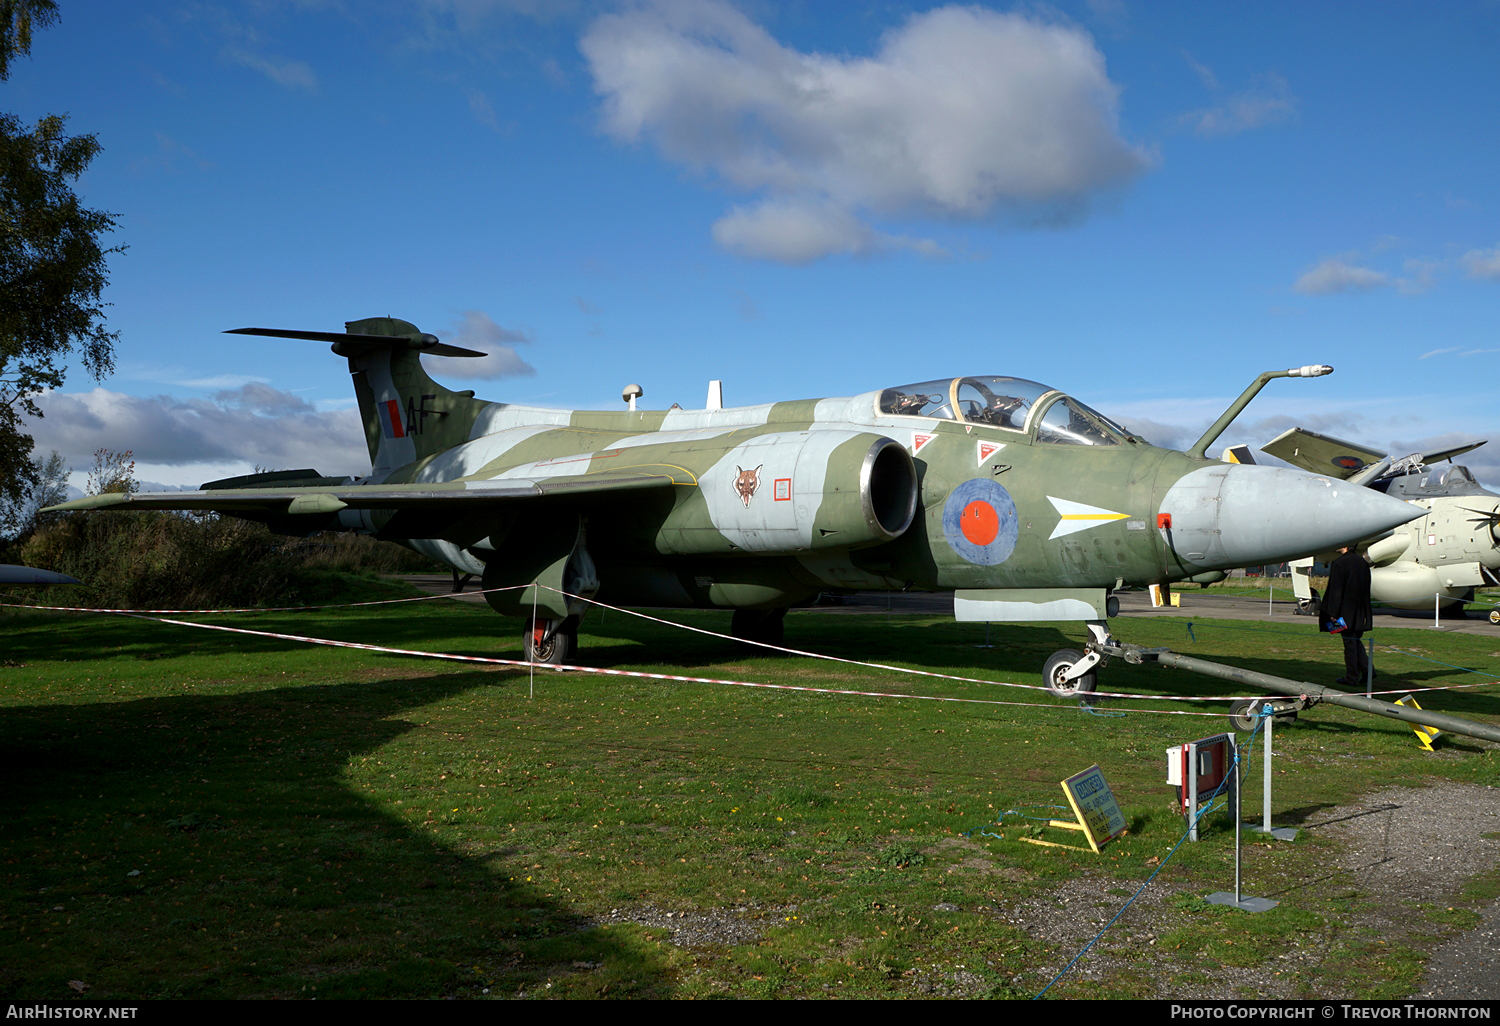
[[1341, 630, 1369, 683]]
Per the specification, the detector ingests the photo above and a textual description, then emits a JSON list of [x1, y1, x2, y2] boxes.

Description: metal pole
[[1435, 592, 1440, 629], [1262, 704, 1273, 832], [1187, 743, 1200, 842], [1268, 583, 1273, 615], [1366, 636, 1374, 698], [1233, 742, 1243, 903]]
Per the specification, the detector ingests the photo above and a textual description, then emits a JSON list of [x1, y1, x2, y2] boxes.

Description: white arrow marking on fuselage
[[1047, 496, 1131, 540]]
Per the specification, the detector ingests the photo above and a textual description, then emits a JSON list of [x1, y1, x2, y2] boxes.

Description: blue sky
[[8, 0, 1499, 490]]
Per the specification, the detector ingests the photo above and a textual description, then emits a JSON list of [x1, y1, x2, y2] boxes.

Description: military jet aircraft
[[1260, 428, 1499, 621], [46, 318, 1423, 696]]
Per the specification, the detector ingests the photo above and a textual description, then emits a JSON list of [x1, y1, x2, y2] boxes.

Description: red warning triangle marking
[[912, 432, 936, 455], [977, 440, 1002, 465]]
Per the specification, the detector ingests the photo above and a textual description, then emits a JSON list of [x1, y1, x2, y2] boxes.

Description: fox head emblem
[[734, 464, 762, 508]]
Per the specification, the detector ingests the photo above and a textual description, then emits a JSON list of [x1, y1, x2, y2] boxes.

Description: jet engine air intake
[[862, 436, 919, 540], [660, 430, 918, 556]]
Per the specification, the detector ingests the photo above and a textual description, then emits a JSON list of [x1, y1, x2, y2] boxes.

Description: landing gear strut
[[731, 607, 788, 654], [523, 615, 579, 666]]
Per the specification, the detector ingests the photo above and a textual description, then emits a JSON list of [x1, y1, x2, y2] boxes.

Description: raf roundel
[[942, 478, 1020, 565]]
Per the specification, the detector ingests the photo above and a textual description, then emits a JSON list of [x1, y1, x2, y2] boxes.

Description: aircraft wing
[[42, 466, 692, 516], [0, 564, 81, 585], [1260, 428, 1388, 479], [1261, 428, 1488, 480]]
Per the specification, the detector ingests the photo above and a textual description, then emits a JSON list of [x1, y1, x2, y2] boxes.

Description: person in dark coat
[[1320, 545, 1374, 684]]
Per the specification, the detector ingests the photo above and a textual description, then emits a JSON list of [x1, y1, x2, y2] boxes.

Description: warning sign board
[[1061, 764, 1128, 852], [1015, 764, 1128, 854]]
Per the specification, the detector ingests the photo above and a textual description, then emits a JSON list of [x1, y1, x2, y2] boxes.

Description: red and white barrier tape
[[9, 585, 1495, 707], [540, 587, 1500, 704], [100, 609, 1226, 717]]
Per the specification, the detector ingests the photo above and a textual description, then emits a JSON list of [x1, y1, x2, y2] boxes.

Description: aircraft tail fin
[[226, 318, 494, 475]]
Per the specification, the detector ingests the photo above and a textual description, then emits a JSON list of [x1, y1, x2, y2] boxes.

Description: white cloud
[[173, 374, 271, 389], [1399, 258, 1441, 295], [24, 387, 369, 476], [467, 88, 504, 132], [1180, 51, 1219, 90], [1180, 72, 1296, 136], [711, 198, 943, 264], [425, 310, 536, 380], [1420, 347, 1460, 360], [222, 47, 317, 90], [138, 133, 215, 174], [1293, 258, 1394, 295], [1294, 252, 1448, 296], [582, 0, 1148, 263], [1462, 245, 1500, 280]]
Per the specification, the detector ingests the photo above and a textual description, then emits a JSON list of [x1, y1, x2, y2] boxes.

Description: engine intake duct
[[861, 436, 919, 541]]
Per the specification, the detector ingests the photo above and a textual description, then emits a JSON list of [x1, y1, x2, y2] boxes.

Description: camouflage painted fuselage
[[327, 320, 1299, 616], [52, 318, 1425, 624]]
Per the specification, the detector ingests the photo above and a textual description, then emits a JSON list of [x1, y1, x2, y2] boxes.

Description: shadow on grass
[[0, 670, 674, 1000]]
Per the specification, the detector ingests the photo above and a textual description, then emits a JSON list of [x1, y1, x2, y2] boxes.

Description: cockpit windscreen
[[879, 377, 1128, 445]]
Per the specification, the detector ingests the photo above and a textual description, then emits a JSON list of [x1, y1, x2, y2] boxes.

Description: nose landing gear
[[1043, 621, 1114, 701]]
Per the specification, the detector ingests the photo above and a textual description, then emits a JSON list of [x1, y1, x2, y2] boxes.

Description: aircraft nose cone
[[1159, 464, 1423, 570]]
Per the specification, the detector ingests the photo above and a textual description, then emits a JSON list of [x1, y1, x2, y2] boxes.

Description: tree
[[0, 2, 58, 79], [0, 1, 121, 515], [85, 446, 133, 496], [0, 444, 63, 534]]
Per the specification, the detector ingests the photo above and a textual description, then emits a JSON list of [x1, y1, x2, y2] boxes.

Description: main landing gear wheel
[[1043, 648, 1097, 701], [1489, 607, 1500, 626], [523, 615, 579, 666]]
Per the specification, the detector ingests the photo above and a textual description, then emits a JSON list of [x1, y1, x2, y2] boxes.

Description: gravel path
[[1311, 783, 1500, 999]]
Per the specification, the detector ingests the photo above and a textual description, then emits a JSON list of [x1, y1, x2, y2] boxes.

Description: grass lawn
[[3, 588, 1498, 1000]]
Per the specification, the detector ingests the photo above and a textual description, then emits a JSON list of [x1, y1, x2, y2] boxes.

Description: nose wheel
[[1043, 648, 1098, 700], [1042, 621, 1113, 701]]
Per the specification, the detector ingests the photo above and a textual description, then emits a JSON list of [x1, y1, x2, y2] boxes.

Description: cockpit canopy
[[877, 376, 1128, 446]]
